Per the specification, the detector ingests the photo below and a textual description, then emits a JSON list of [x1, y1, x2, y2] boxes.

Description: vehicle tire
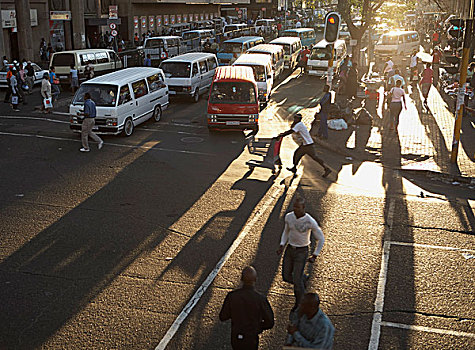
[[123, 117, 134, 137], [193, 88, 200, 103], [152, 105, 162, 122]]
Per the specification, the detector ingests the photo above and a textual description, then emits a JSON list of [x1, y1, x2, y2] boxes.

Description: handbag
[[43, 97, 53, 109], [11, 96, 18, 105]]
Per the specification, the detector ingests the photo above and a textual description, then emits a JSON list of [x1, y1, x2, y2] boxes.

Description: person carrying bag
[[41, 73, 52, 114]]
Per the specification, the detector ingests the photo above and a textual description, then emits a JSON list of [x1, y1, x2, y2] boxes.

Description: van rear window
[[210, 82, 256, 104], [161, 62, 191, 78], [145, 39, 164, 49], [73, 84, 118, 107], [52, 53, 75, 67]]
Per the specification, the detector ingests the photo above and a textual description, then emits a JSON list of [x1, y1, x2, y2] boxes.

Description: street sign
[[109, 23, 116, 30], [111, 29, 118, 37], [109, 6, 118, 20], [49, 11, 71, 21]]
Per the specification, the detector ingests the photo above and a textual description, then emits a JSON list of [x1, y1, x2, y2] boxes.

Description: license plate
[[309, 70, 317, 74], [226, 121, 240, 126], [60, 75, 68, 79], [168, 90, 176, 95]]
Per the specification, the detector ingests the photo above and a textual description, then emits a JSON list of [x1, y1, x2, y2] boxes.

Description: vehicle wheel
[[193, 88, 200, 103], [123, 117, 134, 137], [152, 105, 162, 122]]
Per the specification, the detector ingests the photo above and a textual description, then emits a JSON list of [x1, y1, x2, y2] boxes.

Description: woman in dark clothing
[[345, 62, 358, 98]]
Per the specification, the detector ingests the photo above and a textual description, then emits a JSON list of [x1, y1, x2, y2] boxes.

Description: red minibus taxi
[[207, 66, 259, 132]]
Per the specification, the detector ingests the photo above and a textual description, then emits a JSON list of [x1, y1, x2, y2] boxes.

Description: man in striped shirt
[[286, 293, 334, 349]]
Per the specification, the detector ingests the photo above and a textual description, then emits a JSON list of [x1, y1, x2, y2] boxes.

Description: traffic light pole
[[450, 18, 473, 163]]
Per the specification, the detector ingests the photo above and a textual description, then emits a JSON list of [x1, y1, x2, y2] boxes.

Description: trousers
[[282, 245, 308, 306], [293, 144, 326, 170], [81, 118, 103, 149]]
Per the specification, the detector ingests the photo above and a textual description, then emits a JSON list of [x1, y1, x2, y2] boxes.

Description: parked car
[[0, 62, 47, 88]]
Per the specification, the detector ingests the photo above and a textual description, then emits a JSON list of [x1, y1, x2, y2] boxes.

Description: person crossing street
[[77, 93, 104, 152]]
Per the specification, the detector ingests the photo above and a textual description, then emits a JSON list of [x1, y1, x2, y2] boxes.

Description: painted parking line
[[388, 241, 475, 253], [381, 321, 475, 338], [0, 115, 69, 124], [0, 131, 213, 156], [155, 172, 303, 350]]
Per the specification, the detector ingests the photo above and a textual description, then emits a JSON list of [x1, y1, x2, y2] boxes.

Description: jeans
[[317, 111, 328, 139], [389, 102, 402, 129], [51, 84, 60, 102], [293, 144, 326, 170], [81, 118, 103, 149], [282, 245, 308, 306], [26, 76, 34, 94]]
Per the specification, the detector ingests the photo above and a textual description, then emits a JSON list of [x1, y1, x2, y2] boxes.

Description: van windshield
[[144, 39, 165, 48], [378, 35, 399, 45], [160, 62, 191, 78], [310, 47, 332, 60], [72, 84, 118, 107], [235, 64, 266, 82], [210, 82, 257, 104], [277, 44, 291, 55], [220, 42, 243, 53], [52, 53, 75, 67]]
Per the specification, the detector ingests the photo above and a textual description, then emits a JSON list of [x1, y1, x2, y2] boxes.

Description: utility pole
[[450, 16, 474, 163], [70, 0, 86, 49], [15, 0, 34, 60]]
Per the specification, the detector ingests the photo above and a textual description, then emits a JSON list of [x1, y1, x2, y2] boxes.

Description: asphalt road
[[0, 69, 474, 350]]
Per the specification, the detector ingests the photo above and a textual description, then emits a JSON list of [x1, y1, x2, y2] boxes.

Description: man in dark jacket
[[219, 266, 274, 350]]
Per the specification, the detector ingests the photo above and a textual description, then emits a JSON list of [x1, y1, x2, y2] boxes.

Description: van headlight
[[249, 114, 259, 122], [106, 118, 118, 127], [208, 114, 217, 122]]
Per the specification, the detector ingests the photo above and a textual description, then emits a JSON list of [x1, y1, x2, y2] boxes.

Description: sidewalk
[[312, 84, 475, 179]]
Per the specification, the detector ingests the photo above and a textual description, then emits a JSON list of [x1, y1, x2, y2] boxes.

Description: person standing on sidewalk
[[278, 113, 331, 178], [316, 85, 331, 140], [77, 93, 103, 152], [432, 47, 442, 87], [277, 197, 326, 310], [219, 266, 274, 350], [419, 63, 433, 109], [25, 61, 35, 94], [388, 80, 407, 131]]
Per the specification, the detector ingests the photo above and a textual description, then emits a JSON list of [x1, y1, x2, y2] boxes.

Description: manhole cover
[[180, 137, 204, 143]]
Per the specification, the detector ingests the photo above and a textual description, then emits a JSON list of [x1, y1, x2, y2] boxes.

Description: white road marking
[[155, 173, 302, 350], [0, 115, 69, 124], [51, 111, 70, 116], [368, 198, 395, 350], [0, 131, 213, 156], [388, 241, 475, 253], [381, 321, 475, 338]]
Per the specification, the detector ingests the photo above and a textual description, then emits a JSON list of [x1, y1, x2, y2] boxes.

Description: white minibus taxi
[[233, 53, 273, 103], [247, 44, 285, 79], [307, 39, 347, 76], [269, 37, 302, 70], [69, 67, 169, 136], [160, 52, 218, 103]]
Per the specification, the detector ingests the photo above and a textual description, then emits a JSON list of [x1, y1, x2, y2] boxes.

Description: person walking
[[345, 62, 359, 99], [387, 69, 406, 90], [316, 85, 331, 140], [41, 72, 52, 113], [25, 61, 35, 94], [144, 54, 152, 67], [419, 62, 433, 109], [10, 70, 20, 111], [219, 266, 274, 350], [77, 92, 103, 152], [3, 66, 13, 103], [277, 197, 326, 309], [279, 114, 331, 177], [70, 64, 79, 93], [285, 293, 335, 349], [388, 80, 407, 131], [297, 46, 311, 76], [49, 66, 60, 102], [432, 46, 442, 87]]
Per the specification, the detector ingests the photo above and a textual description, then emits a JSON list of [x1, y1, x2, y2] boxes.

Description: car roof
[[233, 53, 272, 66], [162, 52, 216, 62], [213, 65, 256, 83], [247, 44, 284, 53], [313, 39, 346, 48], [146, 36, 182, 40], [224, 36, 264, 43], [270, 37, 302, 44], [83, 67, 164, 85], [52, 49, 114, 55]]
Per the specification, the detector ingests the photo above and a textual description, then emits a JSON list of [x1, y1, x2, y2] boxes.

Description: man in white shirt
[[383, 57, 394, 74], [277, 197, 325, 309], [278, 113, 331, 178]]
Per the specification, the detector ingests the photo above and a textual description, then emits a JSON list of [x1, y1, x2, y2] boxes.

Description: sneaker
[[322, 168, 331, 178], [13, 108, 20, 112], [286, 166, 297, 174], [79, 148, 90, 152], [98, 141, 104, 150]]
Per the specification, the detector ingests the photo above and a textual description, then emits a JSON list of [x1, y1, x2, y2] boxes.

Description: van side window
[[109, 51, 120, 62], [95, 52, 109, 64], [207, 57, 217, 70], [119, 85, 132, 105], [80, 53, 97, 65], [147, 73, 165, 92], [192, 63, 199, 76], [132, 79, 148, 98], [199, 60, 208, 74]]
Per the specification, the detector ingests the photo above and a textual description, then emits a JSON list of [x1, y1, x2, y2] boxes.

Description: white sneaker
[[79, 148, 90, 152], [98, 141, 103, 150]]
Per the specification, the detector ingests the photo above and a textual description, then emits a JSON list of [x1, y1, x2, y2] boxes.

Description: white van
[[374, 31, 420, 63], [233, 53, 273, 103], [223, 23, 248, 38], [69, 67, 169, 136], [269, 37, 302, 70], [143, 36, 188, 65], [307, 39, 347, 77], [160, 52, 218, 103], [247, 44, 285, 79], [50, 49, 123, 84], [182, 30, 215, 51], [254, 19, 275, 35]]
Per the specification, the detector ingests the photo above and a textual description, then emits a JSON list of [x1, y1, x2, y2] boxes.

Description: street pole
[[284, 0, 287, 30], [450, 17, 473, 163], [327, 45, 334, 88]]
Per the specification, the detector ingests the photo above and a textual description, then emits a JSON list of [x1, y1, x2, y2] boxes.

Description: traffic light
[[444, 54, 461, 75], [324, 12, 341, 43], [448, 18, 464, 38]]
